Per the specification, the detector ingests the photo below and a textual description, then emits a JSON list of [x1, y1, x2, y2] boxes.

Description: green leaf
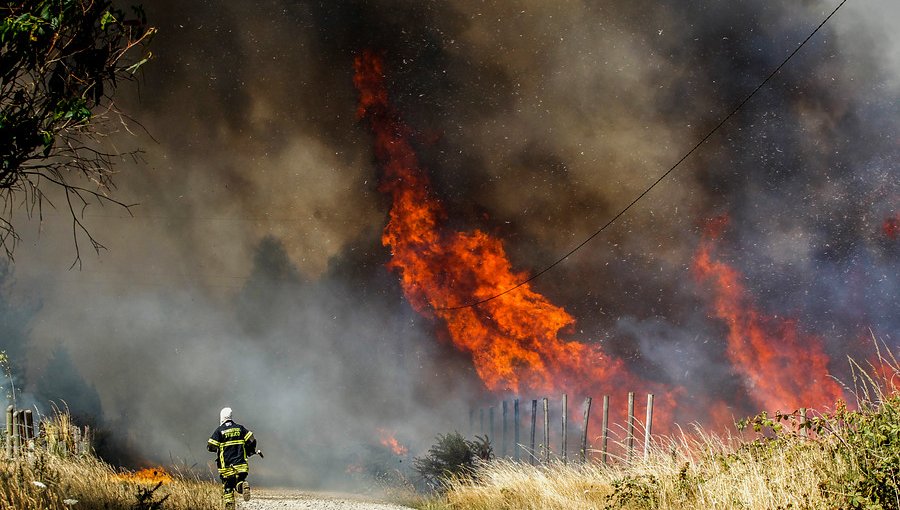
[[100, 11, 117, 30]]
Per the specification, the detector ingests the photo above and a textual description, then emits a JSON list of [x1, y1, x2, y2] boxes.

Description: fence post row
[[3, 407, 94, 458], [471, 391, 654, 465]]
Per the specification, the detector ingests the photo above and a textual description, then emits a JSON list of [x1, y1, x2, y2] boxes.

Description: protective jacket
[[207, 420, 256, 477]]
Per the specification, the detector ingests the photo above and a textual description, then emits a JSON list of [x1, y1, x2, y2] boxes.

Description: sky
[[1, 0, 897, 488]]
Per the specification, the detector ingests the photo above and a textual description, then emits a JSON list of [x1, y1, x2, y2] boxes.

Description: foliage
[[735, 347, 900, 510], [834, 395, 900, 510], [603, 474, 659, 509], [0, 0, 154, 263], [413, 432, 493, 490]]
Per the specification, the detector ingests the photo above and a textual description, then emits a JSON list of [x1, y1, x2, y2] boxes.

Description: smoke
[[0, 0, 897, 487]]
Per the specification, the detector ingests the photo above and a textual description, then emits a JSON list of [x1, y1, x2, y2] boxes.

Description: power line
[[436, 0, 850, 311]]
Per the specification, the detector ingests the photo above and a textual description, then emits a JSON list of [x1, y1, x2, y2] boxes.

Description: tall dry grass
[[0, 452, 221, 510], [0, 408, 221, 510], [422, 432, 846, 510], [421, 337, 899, 510]]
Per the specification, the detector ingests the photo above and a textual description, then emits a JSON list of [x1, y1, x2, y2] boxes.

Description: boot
[[238, 481, 251, 501]]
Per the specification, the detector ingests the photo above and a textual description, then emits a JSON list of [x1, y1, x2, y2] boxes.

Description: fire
[[693, 218, 843, 412], [377, 428, 408, 456], [353, 50, 656, 409], [115, 466, 173, 485]]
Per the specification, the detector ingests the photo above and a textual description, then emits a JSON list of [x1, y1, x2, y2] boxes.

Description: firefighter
[[207, 407, 258, 509]]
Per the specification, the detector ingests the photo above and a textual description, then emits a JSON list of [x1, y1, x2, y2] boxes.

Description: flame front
[[353, 50, 636, 398], [693, 219, 843, 412], [115, 466, 173, 485]]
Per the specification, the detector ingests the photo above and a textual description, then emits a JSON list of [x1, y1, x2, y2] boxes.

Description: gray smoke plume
[[0, 0, 897, 488]]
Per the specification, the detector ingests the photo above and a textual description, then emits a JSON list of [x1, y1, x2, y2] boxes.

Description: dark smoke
[[1, 0, 897, 487]]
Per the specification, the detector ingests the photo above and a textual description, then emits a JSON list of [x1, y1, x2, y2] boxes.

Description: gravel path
[[236, 488, 415, 510]]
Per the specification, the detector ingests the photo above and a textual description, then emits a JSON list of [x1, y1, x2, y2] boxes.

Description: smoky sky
[[0, 0, 897, 488]]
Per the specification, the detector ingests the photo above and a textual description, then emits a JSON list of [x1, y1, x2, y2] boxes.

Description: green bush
[[833, 396, 900, 510], [739, 392, 900, 508], [413, 432, 492, 490], [604, 474, 659, 509]]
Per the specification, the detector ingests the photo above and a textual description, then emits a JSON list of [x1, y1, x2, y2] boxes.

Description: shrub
[[413, 432, 492, 490]]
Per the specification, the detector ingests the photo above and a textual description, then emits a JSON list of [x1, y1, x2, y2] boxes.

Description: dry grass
[[0, 406, 221, 509], [420, 337, 900, 510], [0, 450, 221, 509], [420, 432, 846, 510]]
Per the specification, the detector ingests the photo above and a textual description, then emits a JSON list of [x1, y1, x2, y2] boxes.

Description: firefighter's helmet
[[220, 407, 233, 424]]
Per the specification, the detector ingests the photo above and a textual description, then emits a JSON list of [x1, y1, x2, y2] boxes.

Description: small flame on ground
[[115, 466, 173, 485], [377, 428, 408, 456]]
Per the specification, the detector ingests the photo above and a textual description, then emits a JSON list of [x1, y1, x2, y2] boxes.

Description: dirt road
[[237, 488, 415, 510]]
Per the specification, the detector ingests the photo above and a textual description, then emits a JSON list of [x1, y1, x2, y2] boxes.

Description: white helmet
[[220, 407, 233, 424]]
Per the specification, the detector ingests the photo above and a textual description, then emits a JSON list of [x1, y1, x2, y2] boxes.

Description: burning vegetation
[[114, 466, 174, 485], [353, 49, 855, 434]]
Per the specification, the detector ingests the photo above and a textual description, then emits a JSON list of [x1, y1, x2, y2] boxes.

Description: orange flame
[[693, 219, 843, 412], [353, 50, 666, 419], [377, 428, 408, 456], [115, 466, 173, 485]]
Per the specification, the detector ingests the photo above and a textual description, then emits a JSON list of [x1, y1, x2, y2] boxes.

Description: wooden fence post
[[580, 397, 592, 463], [530, 399, 537, 465], [5, 406, 12, 458], [84, 425, 92, 455], [627, 392, 635, 462], [800, 407, 808, 438], [24, 409, 33, 453], [502, 401, 508, 457], [13, 409, 22, 455], [542, 397, 550, 463], [561, 394, 568, 464], [514, 399, 520, 461], [644, 394, 654, 460], [489, 406, 495, 444], [601, 395, 609, 464]]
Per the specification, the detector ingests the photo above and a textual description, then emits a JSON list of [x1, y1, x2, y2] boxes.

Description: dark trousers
[[220, 471, 248, 503]]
